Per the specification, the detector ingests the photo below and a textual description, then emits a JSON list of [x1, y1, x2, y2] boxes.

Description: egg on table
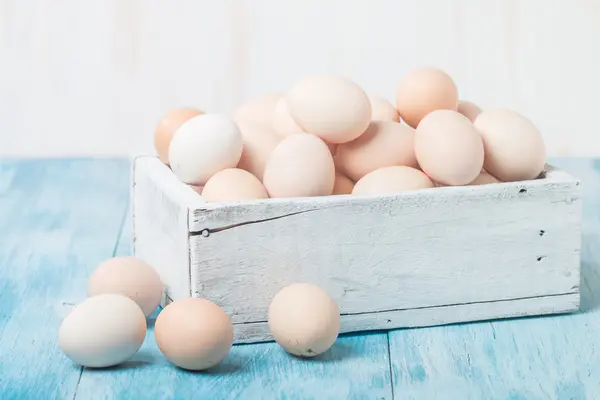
[[396, 67, 458, 128], [268, 283, 340, 357], [169, 114, 243, 185], [263, 133, 335, 198], [286, 76, 372, 144], [155, 298, 234, 371], [415, 109, 484, 186], [58, 294, 147, 368], [88, 256, 163, 316], [335, 121, 417, 182]]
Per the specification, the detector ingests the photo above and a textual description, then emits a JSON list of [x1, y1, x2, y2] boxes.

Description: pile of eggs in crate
[[58, 67, 548, 371], [156, 67, 546, 202]]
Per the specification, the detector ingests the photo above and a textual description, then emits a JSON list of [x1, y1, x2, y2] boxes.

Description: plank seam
[[230, 291, 579, 326]]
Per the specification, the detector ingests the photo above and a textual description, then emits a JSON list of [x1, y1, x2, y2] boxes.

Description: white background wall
[[0, 0, 598, 157]]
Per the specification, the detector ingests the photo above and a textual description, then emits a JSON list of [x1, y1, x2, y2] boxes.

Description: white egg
[[58, 294, 146, 368], [169, 114, 243, 185]]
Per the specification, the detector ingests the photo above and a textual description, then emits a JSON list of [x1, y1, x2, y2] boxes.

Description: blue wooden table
[[1, 158, 599, 400]]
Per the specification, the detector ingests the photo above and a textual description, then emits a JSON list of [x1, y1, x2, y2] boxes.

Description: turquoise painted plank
[[388, 158, 600, 399], [76, 200, 393, 399], [0, 159, 130, 399]]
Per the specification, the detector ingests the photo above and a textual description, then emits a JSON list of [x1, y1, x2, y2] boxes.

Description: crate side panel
[[133, 156, 193, 301], [189, 177, 581, 325]]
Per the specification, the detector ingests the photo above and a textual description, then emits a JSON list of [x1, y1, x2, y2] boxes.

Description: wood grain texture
[[0, 159, 129, 399], [133, 157, 581, 342], [1, 1, 599, 157], [388, 158, 600, 399]]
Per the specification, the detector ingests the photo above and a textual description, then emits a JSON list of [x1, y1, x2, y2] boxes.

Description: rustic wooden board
[[0, 159, 129, 399], [388, 158, 600, 399], [133, 156, 581, 343]]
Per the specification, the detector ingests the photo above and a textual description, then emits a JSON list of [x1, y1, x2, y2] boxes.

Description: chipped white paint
[[133, 156, 582, 343]]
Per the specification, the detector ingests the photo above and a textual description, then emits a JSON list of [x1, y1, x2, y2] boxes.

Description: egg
[[233, 92, 282, 127], [469, 170, 502, 185], [189, 184, 204, 194], [263, 134, 335, 198], [154, 108, 203, 164], [273, 97, 304, 137], [88, 256, 163, 316], [58, 294, 146, 368], [202, 168, 268, 202], [369, 95, 400, 122], [286, 76, 371, 144], [474, 109, 546, 182], [335, 121, 417, 182], [268, 283, 340, 357], [396, 67, 458, 128], [332, 173, 354, 195], [457, 100, 482, 122], [415, 110, 484, 186], [353, 166, 434, 195], [236, 121, 282, 179], [169, 114, 243, 185], [155, 298, 233, 371]]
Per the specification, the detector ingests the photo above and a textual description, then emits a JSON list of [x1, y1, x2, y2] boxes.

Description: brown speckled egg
[[335, 121, 417, 182], [415, 110, 484, 186], [154, 108, 203, 164], [353, 166, 434, 195], [396, 67, 458, 128], [155, 298, 233, 371], [268, 283, 340, 357]]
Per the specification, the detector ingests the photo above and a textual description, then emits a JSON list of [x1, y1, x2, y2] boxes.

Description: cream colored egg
[[273, 97, 304, 137], [169, 114, 243, 185], [396, 67, 458, 128], [469, 170, 502, 185], [268, 283, 340, 357], [154, 108, 203, 164], [353, 166, 434, 195], [233, 92, 282, 127], [236, 120, 282, 179], [263, 134, 335, 198], [335, 121, 417, 182], [58, 294, 147, 368], [88, 256, 163, 316], [155, 298, 233, 371], [189, 184, 204, 194], [369, 95, 400, 122], [457, 100, 482, 122], [202, 168, 268, 202], [415, 110, 484, 186], [286, 76, 371, 144], [332, 173, 354, 195], [474, 109, 546, 182]]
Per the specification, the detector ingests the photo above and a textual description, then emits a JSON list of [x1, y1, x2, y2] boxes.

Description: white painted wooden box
[[132, 156, 582, 344]]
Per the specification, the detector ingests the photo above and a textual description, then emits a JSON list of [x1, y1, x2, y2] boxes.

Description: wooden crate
[[132, 155, 582, 344]]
